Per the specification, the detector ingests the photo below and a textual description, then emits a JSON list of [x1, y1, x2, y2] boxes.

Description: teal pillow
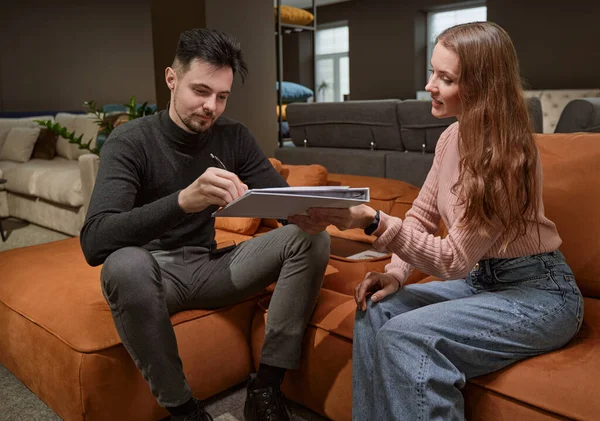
[[276, 81, 314, 103]]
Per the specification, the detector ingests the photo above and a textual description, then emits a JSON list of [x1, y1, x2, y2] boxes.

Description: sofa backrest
[[555, 98, 600, 133], [55, 113, 100, 160], [288, 100, 403, 150], [396, 100, 456, 153], [536, 132, 600, 298]]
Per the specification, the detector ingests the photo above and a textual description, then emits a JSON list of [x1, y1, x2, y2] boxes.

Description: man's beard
[[173, 99, 214, 134]]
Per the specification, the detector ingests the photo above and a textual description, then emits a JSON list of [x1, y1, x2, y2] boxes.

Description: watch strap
[[364, 210, 381, 236]]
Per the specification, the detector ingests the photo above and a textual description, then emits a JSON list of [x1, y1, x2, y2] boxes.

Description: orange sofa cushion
[[214, 216, 262, 235], [281, 163, 328, 187], [252, 288, 600, 421], [214, 157, 287, 235], [0, 238, 256, 352], [537, 133, 600, 298], [0, 238, 266, 421]]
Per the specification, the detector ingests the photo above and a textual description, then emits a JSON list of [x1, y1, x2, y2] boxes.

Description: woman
[[290, 22, 584, 420]]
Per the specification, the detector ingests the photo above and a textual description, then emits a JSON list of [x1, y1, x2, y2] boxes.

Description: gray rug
[[0, 218, 71, 252]]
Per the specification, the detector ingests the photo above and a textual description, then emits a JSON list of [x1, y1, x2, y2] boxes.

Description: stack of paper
[[212, 186, 370, 219]]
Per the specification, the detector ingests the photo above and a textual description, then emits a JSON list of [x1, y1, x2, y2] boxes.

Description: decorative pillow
[[214, 216, 262, 235], [274, 5, 315, 26], [276, 104, 288, 120], [215, 158, 287, 234], [276, 81, 314, 104], [268, 157, 284, 175], [32, 128, 58, 160], [0, 127, 40, 162], [281, 163, 328, 187]]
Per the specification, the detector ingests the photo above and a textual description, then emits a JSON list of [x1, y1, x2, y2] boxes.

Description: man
[[80, 28, 330, 421]]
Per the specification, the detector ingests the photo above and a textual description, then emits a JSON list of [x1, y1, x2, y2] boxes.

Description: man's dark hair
[[173, 28, 248, 83]]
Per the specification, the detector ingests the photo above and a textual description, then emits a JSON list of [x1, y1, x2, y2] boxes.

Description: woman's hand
[[306, 204, 377, 231], [355, 271, 401, 311]]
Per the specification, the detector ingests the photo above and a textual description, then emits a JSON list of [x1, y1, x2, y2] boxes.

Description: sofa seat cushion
[[253, 286, 599, 421], [0, 158, 83, 207], [0, 238, 262, 353], [468, 296, 600, 420]]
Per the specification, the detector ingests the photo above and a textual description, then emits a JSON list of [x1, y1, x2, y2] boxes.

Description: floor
[[0, 217, 71, 252]]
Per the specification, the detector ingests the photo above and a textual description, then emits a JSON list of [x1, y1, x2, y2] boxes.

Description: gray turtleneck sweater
[[80, 110, 287, 266]]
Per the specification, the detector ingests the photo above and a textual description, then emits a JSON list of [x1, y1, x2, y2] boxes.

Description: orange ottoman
[[0, 238, 263, 421]]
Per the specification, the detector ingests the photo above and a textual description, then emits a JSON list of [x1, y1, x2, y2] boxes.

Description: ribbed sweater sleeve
[[373, 122, 562, 281], [80, 126, 188, 266]]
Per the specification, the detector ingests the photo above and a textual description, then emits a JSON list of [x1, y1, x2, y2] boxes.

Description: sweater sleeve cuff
[[169, 190, 188, 218], [372, 211, 403, 251]]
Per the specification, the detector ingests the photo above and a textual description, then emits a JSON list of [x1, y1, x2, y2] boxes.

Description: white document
[[212, 186, 370, 219], [345, 250, 389, 260]]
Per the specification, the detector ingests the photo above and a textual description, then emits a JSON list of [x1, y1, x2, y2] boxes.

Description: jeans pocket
[[492, 256, 549, 284]]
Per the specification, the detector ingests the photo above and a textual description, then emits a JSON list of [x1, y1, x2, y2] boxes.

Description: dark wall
[[282, 31, 315, 93], [489, 0, 600, 90], [151, 0, 207, 111], [0, 0, 156, 112], [315, 0, 600, 100], [205, 0, 278, 156]]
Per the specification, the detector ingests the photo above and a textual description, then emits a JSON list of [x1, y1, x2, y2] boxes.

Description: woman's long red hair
[[438, 22, 540, 250]]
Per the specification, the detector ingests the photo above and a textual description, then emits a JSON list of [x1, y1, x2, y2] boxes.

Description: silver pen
[[210, 153, 227, 171]]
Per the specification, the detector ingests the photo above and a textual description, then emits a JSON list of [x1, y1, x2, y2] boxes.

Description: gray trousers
[[100, 224, 330, 407]]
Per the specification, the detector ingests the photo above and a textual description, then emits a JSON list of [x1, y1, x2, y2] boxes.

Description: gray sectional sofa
[[275, 98, 542, 187], [554, 98, 600, 133]]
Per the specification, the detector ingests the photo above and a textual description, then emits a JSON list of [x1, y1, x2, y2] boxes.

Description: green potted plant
[[36, 96, 156, 156]]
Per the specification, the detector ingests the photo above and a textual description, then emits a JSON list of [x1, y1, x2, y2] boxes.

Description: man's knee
[[284, 224, 330, 262], [101, 247, 160, 302]]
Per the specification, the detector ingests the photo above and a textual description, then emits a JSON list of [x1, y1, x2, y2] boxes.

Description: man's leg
[[184, 224, 330, 420], [186, 224, 330, 369], [101, 246, 211, 420]]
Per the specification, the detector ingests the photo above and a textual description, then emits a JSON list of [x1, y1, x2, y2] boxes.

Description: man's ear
[[165, 67, 176, 91]]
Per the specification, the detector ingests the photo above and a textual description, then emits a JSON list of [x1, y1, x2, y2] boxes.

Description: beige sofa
[[0, 114, 100, 236]]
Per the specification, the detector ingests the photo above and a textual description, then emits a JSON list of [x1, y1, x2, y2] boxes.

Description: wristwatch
[[363, 210, 381, 236]]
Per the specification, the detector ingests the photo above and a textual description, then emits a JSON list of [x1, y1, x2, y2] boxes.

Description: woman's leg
[[352, 279, 476, 421], [354, 252, 583, 421]]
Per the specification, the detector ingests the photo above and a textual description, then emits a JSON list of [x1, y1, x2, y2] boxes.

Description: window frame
[[315, 21, 349, 102], [426, 3, 487, 81]]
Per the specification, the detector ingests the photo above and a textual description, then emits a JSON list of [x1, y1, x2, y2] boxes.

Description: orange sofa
[[252, 132, 600, 421], [1, 133, 598, 421], [0, 160, 417, 421]]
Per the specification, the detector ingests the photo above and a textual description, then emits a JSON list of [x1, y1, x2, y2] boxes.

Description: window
[[426, 5, 487, 80], [315, 24, 349, 102]]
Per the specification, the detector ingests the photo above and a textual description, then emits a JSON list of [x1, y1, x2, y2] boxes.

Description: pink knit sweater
[[373, 122, 562, 283]]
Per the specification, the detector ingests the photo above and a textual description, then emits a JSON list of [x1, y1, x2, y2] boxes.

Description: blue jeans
[[352, 250, 583, 421]]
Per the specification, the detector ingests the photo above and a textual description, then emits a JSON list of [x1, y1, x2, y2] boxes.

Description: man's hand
[[178, 168, 247, 213], [306, 204, 377, 231], [355, 271, 401, 311], [287, 214, 329, 235]]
